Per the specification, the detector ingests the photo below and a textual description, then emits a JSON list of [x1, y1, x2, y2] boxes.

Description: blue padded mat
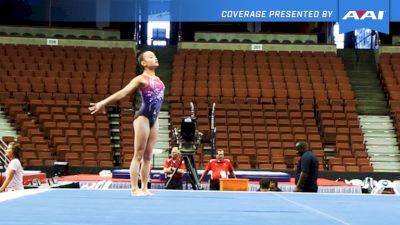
[[1, 189, 399, 225], [113, 169, 291, 182]]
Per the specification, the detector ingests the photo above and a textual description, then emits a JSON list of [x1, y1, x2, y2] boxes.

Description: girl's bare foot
[[131, 189, 145, 196], [131, 189, 153, 196], [142, 190, 154, 196]]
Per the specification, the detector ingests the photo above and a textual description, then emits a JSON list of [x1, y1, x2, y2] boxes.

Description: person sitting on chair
[[199, 149, 236, 191], [163, 147, 186, 190]]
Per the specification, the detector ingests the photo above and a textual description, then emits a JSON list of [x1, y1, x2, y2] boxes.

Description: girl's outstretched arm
[[89, 76, 143, 114]]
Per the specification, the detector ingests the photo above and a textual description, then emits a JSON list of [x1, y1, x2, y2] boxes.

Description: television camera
[[166, 102, 204, 190]]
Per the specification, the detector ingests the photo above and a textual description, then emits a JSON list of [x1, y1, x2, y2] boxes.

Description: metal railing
[[0, 138, 10, 167]]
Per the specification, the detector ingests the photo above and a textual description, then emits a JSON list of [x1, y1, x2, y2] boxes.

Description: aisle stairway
[[359, 115, 400, 172], [337, 49, 389, 115], [0, 105, 18, 138], [338, 49, 400, 172]]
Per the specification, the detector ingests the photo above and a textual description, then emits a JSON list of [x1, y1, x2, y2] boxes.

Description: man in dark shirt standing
[[294, 141, 319, 192]]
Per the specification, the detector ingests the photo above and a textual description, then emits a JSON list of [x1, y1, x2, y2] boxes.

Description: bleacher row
[[169, 49, 372, 172], [0, 44, 136, 167], [169, 49, 354, 104], [0, 43, 373, 172], [379, 52, 400, 140]]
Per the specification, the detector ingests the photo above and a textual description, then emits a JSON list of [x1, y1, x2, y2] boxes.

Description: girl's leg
[[141, 119, 159, 195], [130, 116, 150, 195]]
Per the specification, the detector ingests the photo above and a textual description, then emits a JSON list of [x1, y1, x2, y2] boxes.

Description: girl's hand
[[88, 102, 106, 114]]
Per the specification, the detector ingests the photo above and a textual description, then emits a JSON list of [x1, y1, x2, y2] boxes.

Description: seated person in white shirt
[[0, 142, 24, 192]]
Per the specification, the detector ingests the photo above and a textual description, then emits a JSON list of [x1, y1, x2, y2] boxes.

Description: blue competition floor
[[1, 189, 399, 225]]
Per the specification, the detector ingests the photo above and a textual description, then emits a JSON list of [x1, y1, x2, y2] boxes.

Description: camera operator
[[199, 149, 236, 191], [163, 147, 186, 190]]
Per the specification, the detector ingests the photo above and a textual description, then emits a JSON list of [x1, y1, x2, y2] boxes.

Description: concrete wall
[[0, 25, 120, 40], [179, 41, 336, 53], [0, 36, 135, 49], [195, 31, 317, 44]]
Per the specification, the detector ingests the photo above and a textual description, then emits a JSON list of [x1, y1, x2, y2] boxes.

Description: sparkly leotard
[[135, 75, 165, 127]]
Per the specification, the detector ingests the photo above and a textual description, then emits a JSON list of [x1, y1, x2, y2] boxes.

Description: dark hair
[[295, 141, 308, 150], [259, 178, 271, 189], [9, 142, 21, 159], [136, 50, 143, 74], [136, 50, 149, 75]]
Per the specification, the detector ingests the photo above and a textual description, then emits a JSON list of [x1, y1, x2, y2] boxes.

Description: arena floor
[[1, 189, 399, 225]]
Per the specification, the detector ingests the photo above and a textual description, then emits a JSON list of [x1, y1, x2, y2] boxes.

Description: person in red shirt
[[199, 149, 236, 190], [163, 147, 186, 189]]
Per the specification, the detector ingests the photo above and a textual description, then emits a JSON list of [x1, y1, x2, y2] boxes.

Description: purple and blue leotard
[[135, 75, 165, 128]]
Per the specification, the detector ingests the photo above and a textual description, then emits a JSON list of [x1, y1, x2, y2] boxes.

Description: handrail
[[0, 139, 10, 166], [374, 32, 380, 49]]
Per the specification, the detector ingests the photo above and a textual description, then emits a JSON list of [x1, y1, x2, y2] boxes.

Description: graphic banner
[[170, 0, 336, 22], [391, 0, 400, 21], [17, 0, 400, 34], [338, 0, 390, 34]]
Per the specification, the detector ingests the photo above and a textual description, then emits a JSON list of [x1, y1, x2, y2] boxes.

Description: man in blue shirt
[[294, 141, 319, 192]]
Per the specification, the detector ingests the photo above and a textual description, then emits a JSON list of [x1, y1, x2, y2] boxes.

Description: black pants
[[209, 179, 220, 191], [301, 186, 318, 193], [165, 178, 183, 190]]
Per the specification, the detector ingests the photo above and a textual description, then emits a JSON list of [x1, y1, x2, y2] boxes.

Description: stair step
[[357, 109, 389, 116], [0, 131, 18, 137], [356, 96, 386, 101], [367, 147, 400, 155], [154, 142, 169, 149], [360, 122, 394, 128], [157, 137, 170, 142], [357, 107, 389, 114], [371, 162, 400, 171], [355, 94, 386, 101], [358, 115, 392, 122], [158, 130, 170, 134], [350, 78, 380, 84], [364, 137, 397, 145], [363, 132, 396, 138], [357, 100, 387, 106], [370, 154, 400, 161]]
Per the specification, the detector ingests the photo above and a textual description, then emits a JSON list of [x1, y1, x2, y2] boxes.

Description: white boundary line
[[274, 193, 351, 225], [0, 189, 50, 203]]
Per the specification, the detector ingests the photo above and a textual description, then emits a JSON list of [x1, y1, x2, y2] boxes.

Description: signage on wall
[[28, 0, 400, 34]]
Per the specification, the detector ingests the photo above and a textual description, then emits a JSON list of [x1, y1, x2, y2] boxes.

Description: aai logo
[[342, 10, 385, 20], [338, 0, 389, 33]]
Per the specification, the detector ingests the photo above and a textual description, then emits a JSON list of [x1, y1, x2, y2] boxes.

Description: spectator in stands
[[89, 51, 164, 196], [0, 142, 24, 192], [163, 147, 186, 190], [199, 149, 236, 190], [258, 178, 281, 192], [294, 141, 319, 192]]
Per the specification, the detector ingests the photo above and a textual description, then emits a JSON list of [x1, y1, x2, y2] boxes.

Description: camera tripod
[[165, 151, 202, 190]]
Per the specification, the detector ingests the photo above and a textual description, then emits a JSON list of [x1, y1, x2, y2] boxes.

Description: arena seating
[[0, 43, 373, 172], [169, 49, 371, 171], [379, 52, 400, 144], [0, 43, 135, 167]]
